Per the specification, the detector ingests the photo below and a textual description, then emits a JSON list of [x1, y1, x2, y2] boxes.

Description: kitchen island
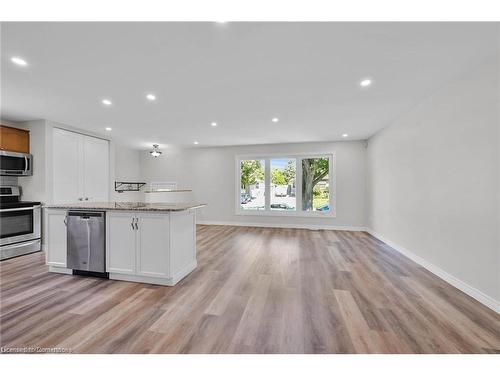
[[44, 202, 206, 286]]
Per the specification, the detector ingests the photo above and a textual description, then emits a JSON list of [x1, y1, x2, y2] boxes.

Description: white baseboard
[[197, 220, 366, 232], [366, 229, 500, 314]]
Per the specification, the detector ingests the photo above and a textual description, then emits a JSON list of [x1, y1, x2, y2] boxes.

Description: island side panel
[[169, 210, 197, 284]]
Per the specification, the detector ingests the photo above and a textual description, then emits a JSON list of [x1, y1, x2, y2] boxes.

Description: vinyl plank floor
[[0, 225, 498, 353]]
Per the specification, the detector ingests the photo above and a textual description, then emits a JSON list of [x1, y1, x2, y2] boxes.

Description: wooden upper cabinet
[[0, 125, 30, 153]]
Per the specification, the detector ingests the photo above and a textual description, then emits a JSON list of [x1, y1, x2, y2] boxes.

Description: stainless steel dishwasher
[[67, 211, 107, 277]]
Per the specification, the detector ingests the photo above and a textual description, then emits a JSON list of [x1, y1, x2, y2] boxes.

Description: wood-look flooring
[[1, 225, 499, 353]]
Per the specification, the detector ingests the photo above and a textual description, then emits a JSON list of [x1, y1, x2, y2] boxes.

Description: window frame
[[235, 152, 336, 218]]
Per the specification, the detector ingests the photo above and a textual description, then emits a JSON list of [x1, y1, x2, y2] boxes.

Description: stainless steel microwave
[[0, 150, 33, 176]]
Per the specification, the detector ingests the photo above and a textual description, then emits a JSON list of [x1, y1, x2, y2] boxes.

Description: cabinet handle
[[134, 218, 139, 230], [131, 218, 135, 230], [84, 197, 89, 201], [78, 198, 83, 201]]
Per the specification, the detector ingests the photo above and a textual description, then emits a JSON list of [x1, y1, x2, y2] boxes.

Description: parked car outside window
[[240, 193, 252, 204]]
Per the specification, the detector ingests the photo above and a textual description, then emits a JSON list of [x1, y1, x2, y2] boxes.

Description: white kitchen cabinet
[[53, 129, 83, 204], [105, 210, 196, 286], [107, 212, 170, 278], [52, 128, 109, 204], [45, 209, 68, 268], [83, 135, 109, 202], [106, 212, 137, 274], [136, 213, 170, 278]]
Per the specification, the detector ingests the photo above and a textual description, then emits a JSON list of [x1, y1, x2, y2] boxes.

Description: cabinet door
[[83, 135, 109, 202], [0, 125, 30, 153], [45, 210, 67, 267], [136, 213, 170, 278], [52, 128, 83, 203], [106, 212, 136, 274]]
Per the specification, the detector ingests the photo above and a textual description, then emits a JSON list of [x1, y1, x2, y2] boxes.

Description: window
[[301, 157, 330, 212], [240, 159, 265, 210], [236, 153, 334, 216], [271, 158, 296, 211]]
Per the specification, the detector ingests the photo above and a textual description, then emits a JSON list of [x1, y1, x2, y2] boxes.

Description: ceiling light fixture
[[11, 57, 28, 66], [102, 99, 112, 106], [272, 117, 279, 123], [105, 127, 112, 131], [150, 144, 162, 157], [359, 79, 372, 87], [211, 122, 217, 127], [342, 133, 349, 138], [193, 141, 199, 145], [146, 94, 156, 101]]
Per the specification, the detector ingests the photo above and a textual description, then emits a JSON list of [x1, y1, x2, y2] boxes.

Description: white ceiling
[[1, 22, 498, 149]]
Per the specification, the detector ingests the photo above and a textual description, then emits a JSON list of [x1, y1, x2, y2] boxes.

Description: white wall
[[16, 120, 48, 202], [366, 56, 499, 306], [140, 141, 367, 229], [110, 142, 143, 202]]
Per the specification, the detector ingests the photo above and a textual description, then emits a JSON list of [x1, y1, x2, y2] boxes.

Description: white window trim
[[235, 152, 336, 218]]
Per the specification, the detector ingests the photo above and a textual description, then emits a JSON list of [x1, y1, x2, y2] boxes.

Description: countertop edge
[[44, 203, 207, 212]]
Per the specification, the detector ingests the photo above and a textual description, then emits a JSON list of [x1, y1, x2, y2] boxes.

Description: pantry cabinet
[[52, 128, 109, 203]]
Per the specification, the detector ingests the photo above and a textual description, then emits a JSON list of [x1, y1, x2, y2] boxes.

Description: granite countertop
[[44, 202, 206, 212]]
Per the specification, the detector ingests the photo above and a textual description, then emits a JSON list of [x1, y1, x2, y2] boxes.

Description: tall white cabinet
[[52, 128, 109, 203]]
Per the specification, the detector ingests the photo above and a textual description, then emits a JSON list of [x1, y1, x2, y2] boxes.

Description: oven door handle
[[24, 155, 28, 174], [2, 239, 41, 249], [0, 205, 41, 212]]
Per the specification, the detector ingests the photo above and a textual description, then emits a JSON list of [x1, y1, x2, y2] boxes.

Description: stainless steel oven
[[0, 186, 41, 260], [0, 150, 33, 176]]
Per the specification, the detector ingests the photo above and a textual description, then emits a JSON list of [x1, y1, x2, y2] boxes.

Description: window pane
[[270, 158, 296, 211], [240, 159, 265, 210], [301, 157, 330, 212]]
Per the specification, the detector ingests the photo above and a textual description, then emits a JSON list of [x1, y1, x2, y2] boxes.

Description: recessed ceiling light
[[193, 141, 199, 145], [272, 117, 279, 123], [102, 99, 112, 106], [342, 133, 349, 138], [146, 94, 156, 101], [211, 122, 217, 127], [11, 57, 28, 66], [105, 127, 112, 131], [359, 79, 372, 87]]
